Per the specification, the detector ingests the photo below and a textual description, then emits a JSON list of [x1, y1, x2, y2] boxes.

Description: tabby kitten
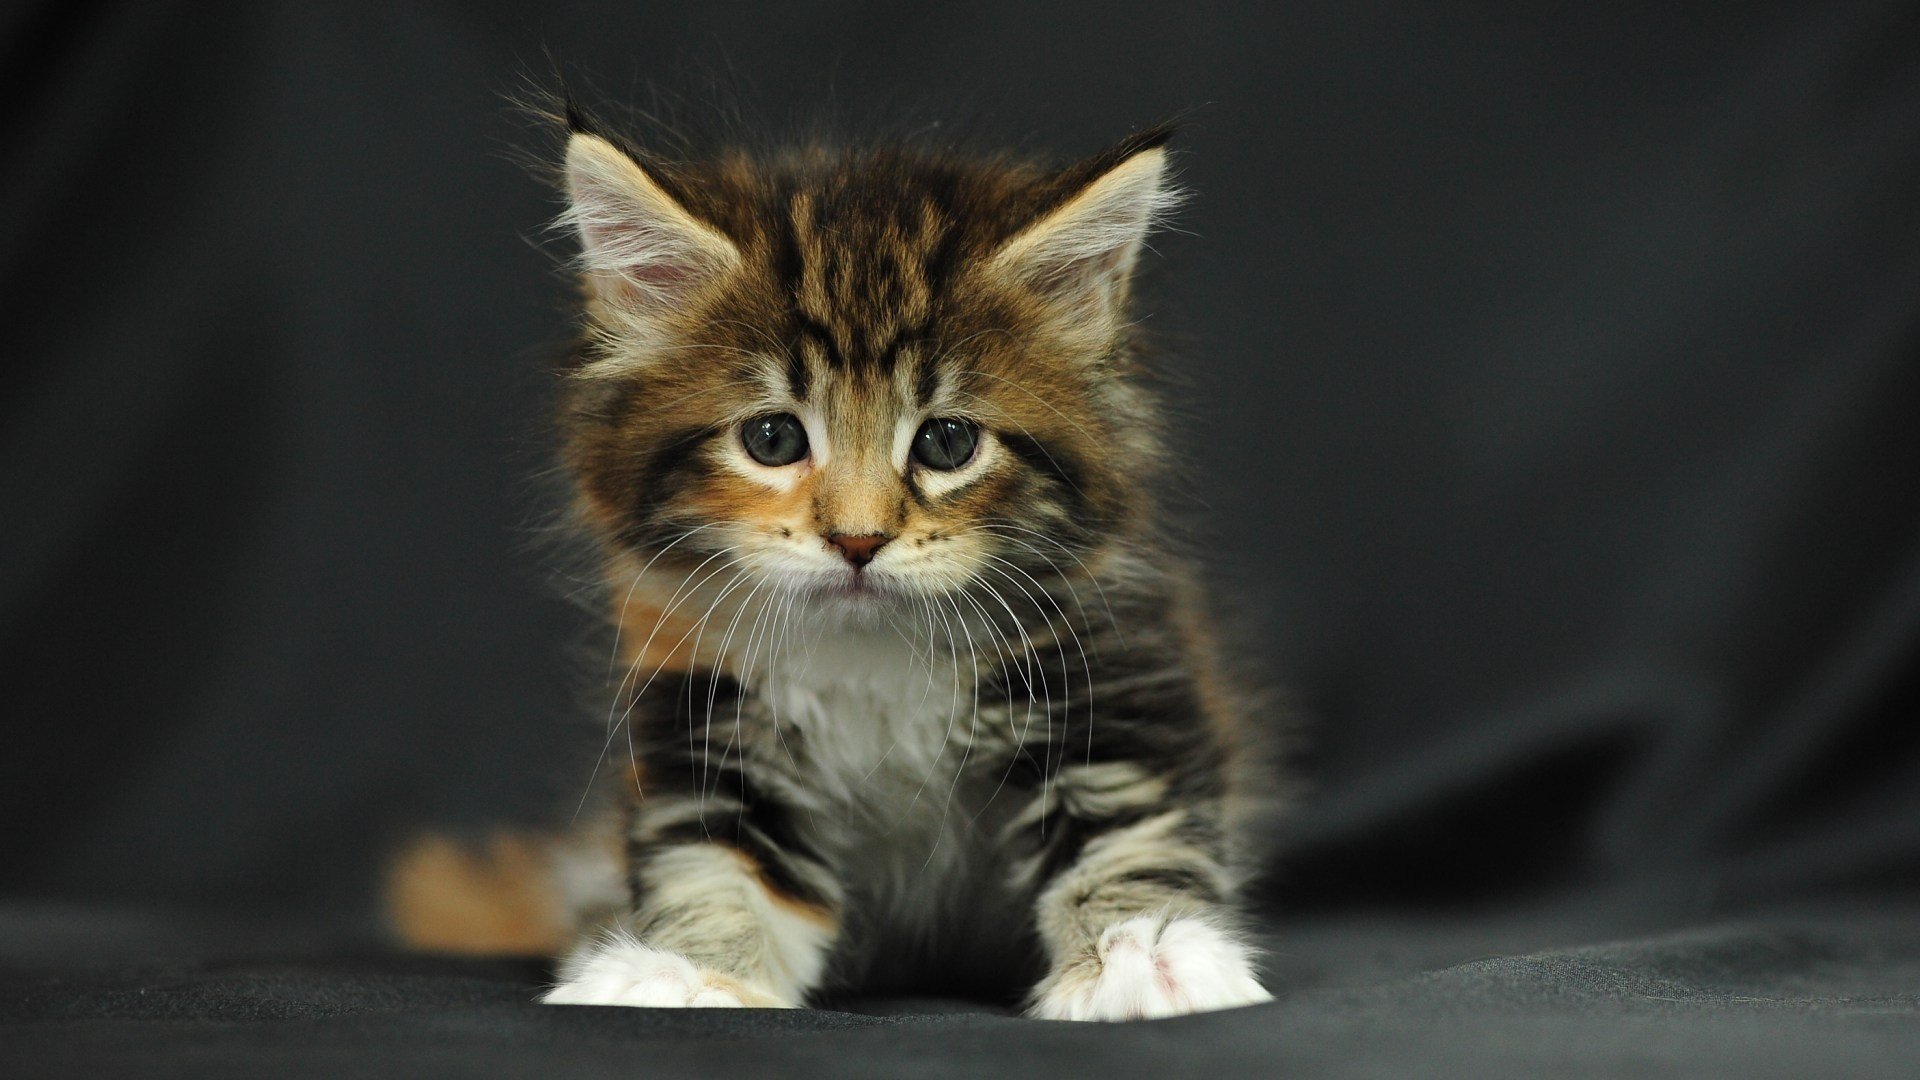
[[525, 109, 1274, 1020]]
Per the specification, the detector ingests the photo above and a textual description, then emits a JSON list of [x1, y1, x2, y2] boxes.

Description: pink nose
[[826, 533, 891, 568]]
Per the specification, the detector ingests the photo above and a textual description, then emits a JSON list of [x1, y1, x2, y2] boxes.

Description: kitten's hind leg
[[544, 792, 840, 1008]]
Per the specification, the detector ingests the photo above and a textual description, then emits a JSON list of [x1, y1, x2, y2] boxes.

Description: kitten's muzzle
[[825, 532, 891, 569]]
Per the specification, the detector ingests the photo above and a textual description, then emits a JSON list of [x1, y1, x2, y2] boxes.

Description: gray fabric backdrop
[[3, 2, 1917, 1075]]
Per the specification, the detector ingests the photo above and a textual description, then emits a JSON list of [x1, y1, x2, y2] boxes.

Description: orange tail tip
[[384, 832, 571, 956]]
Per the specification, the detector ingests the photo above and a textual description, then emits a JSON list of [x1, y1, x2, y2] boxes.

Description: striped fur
[[529, 110, 1279, 1020]]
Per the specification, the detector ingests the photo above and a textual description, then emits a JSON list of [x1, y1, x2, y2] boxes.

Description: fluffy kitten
[[400, 107, 1278, 1021]]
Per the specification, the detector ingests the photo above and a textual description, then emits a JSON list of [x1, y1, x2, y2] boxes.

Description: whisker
[[976, 552, 1097, 834], [572, 547, 738, 822], [607, 545, 737, 726], [702, 571, 773, 806], [962, 572, 1053, 828], [971, 519, 1125, 644], [904, 586, 976, 824], [916, 587, 983, 871], [677, 563, 764, 825], [606, 522, 723, 680]]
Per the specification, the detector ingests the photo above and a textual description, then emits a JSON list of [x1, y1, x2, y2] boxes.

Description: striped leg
[[1020, 764, 1270, 1021], [546, 718, 839, 1007], [544, 842, 836, 1006]]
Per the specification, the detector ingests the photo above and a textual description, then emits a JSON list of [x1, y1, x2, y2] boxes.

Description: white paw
[[541, 933, 790, 1008], [1030, 915, 1273, 1021]]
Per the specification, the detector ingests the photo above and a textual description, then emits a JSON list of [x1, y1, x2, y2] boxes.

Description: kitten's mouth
[[821, 571, 879, 598], [799, 568, 907, 614]]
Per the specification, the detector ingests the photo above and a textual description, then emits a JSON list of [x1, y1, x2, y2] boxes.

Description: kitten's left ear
[[987, 128, 1180, 329]]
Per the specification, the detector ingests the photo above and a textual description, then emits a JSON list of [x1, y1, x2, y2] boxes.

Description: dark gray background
[[4, 2, 1918, 1076]]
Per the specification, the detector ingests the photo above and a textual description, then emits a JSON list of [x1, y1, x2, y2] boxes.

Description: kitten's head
[[556, 120, 1179, 624]]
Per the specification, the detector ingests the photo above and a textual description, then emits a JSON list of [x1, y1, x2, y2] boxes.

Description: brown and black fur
[[393, 102, 1278, 1020]]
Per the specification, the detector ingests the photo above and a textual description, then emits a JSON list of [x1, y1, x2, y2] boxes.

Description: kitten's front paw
[[542, 933, 792, 1008], [1030, 914, 1272, 1021]]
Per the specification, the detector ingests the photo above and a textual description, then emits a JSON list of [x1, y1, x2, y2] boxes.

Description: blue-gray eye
[[912, 417, 979, 471], [742, 413, 809, 466]]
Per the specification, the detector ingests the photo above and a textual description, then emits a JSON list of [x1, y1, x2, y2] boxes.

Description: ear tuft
[[988, 137, 1181, 327], [561, 132, 740, 311], [560, 87, 591, 136]]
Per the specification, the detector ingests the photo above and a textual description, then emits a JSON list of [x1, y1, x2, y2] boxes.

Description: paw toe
[[542, 936, 779, 1009], [1032, 915, 1272, 1022], [686, 985, 747, 1008]]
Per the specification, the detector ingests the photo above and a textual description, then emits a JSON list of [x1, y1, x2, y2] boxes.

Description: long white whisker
[[573, 546, 737, 822], [917, 586, 984, 871], [768, 586, 807, 774], [941, 576, 1031, 826], [977, 553, 1096, 834], [904, 586, 974, 820], [679, 564, 764, 825], [605, 524, 716, 680], [599, 552, 748, 827], [962, 573, 1051, 826], [969, 526, 1109, 640], [607, 545, 738, 732], [702, 571, 773, 806]]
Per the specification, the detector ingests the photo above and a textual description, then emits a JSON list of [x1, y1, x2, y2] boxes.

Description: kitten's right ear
[[562, 132, 740, 310]]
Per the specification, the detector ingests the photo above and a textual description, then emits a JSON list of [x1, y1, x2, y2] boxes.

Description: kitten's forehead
[[792, 188, 946, 326], [778, 186, 956, 401], [792, 335, 945, 412], [674, 154, 1079, 420]]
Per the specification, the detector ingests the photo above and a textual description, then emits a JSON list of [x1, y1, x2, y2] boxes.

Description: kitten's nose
[[826, 532, 891, 569]]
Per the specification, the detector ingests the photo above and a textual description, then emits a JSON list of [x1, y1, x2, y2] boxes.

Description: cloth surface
[[4, 1, 1918, 1076], [3, 899, 1918, 1078]]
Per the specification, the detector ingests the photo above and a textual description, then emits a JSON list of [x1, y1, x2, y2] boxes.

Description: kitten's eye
[[911, 417, 979, 471], [742, 413, 809, 466]]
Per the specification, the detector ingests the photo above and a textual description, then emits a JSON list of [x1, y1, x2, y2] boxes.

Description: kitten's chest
[[747, 631, 1031, 990], [753, 632, 982, 800], [746, 631, 1025, 883]]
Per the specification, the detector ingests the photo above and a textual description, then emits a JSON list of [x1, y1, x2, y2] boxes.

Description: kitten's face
[[557, 130, 1174, 625]]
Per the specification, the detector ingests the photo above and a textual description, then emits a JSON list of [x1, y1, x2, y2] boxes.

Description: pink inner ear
[[579, 216, 705, 298], [1031, 247, 1126, 310], [1039, 249, 1121, 289], [622, 261, 700, 291]]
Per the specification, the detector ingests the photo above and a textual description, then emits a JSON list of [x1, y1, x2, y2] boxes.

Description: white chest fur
[[749, 626, 1017, 960], [753, 628, 973, 805]]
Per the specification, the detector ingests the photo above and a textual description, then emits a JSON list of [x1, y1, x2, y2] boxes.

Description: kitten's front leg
[[1020, 771, 1270, 1021], [545, 783, 839, 1009]]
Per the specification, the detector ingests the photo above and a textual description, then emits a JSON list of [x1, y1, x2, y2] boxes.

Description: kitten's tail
[[384, 826, 623, 956]]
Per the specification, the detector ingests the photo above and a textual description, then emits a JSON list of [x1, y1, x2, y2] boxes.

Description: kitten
[[398, 107, 1278, 1021]]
